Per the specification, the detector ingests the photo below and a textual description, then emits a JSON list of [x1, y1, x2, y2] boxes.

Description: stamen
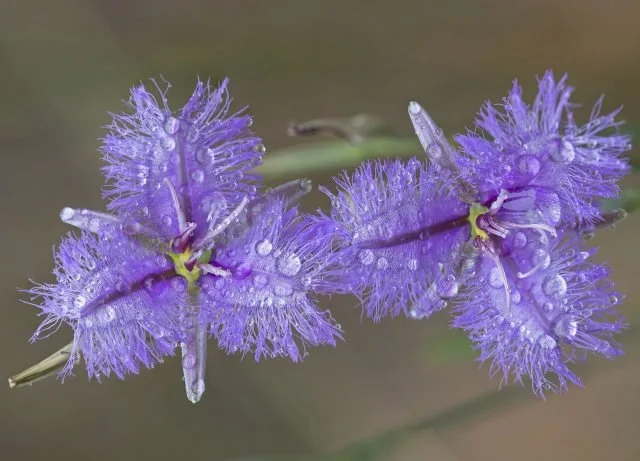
[[516, 264, 541, 279], [491, 254, 512, 312], [499, 220, 557, 238], [171, 222, 197, 253], [478, 239, 512, 312], [164, 178, 188, 233], [488, 190, 509, 213], [199, 263, 231, 277], [194, 196, 249, 250]]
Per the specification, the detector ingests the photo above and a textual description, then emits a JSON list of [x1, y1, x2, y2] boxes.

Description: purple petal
[[200, 199, 342, 361], [452, 232, 624, 396], [26, 231, 186, 380], [101, 78, 263, 239], [321, 158, 470, 320]]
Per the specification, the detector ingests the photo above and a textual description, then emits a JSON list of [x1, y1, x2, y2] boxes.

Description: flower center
[[167, 247, 212, 290]]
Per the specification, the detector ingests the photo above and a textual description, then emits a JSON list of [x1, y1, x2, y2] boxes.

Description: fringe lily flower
[[24, 79, 341, 403], [322, 71, 629, 395]]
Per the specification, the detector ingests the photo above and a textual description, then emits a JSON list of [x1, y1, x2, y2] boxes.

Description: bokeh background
[[1, 1, 640, 460]]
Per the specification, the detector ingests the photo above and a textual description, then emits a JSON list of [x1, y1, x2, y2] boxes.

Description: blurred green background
[[1, 1, 640, 460]]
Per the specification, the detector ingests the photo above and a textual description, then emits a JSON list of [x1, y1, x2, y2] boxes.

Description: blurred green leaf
[[427, 331, 474, 365], [601, 188, 640, 214], [256, 137, 421, 181]]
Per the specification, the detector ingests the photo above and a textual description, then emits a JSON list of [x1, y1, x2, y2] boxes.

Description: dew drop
[[358, 249, 375, 266], [539, 334, 557, 349], [162, 215, 173, 226], [609, 294, 619, 304], [253, 273, 268, 288], [88, 218, 101, 233], [511, 289, 521, 304], [191, 378, 205, 397], [105, 306, 116, 321], [489, 267, 504, 288], [376, 257, 389, 270], [191, 169, 204, 183], [512, 231, 527, 249], [196, 148, 215, 165], [554, 317, 578, 338], [161, 137, 176, 152], [543, 274, 567, 299], [187, 126, 199, 143], [550, 139, 575, 163], [408, 102, 421, 114], [543, 302, 554, 312], [255, 239, 273, 256], [274, 281, 294, 297], [532, 249, 551, 269], [517, 155, 541, 176], [407, 259, 418, 271], [254, 144, 266, 154], [263, 296, 273, 307], [437, 274, 459, 299], [74, 295, 87, 309], [277, 253, 302, 276], [426, 143, 443, 158], [164, 116, 180, 135], [60, 207, 74, 222], [182, 353, 196, 369]]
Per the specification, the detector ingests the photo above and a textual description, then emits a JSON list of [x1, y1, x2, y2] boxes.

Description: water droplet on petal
[[539, 334, 557, 349], [512, 231, 527, 249], [511, 289, 521, 304], [489, 267, 504, 288], [274, 281, 294, 297], [74, 295, 87, 309], [358, 249, 374, 266], [543, 302, 554, 312], [543, 274, 567, 299], [376, 257, 388, 270], [164, 116, 180, 134], [106, 306, 116, 321], [426, 143, 442, 158], [187, 126, 199, 143], [532, 249, 551, 269], [407, 259, 418, 271], [196, 148, 215, 165], [550, 139, 575, 163], [162, 215, 173, 226], [255, 239, 273, 256], [88, 218, 101, 233], [277, 253, 302, 276], [191, 169, 204, 183], [191, 378, 205, 397], [60, 207, 74, 222], [263, 296, 273, 307], [437, 274, 459, 298], [554, 317, 578, 338], [161, 137, 176, 152], [517, 154, 541, 176], [254, 144, 266, 154], [182, 353, 196, 368]]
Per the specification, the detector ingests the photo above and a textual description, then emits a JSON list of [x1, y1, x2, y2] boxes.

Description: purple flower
[[25, 79, 341, 403], [319, 70, 628, 396], [453, 70, 630, 227], [452, 232, 624, 396], [319, 158, 469, 320]]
